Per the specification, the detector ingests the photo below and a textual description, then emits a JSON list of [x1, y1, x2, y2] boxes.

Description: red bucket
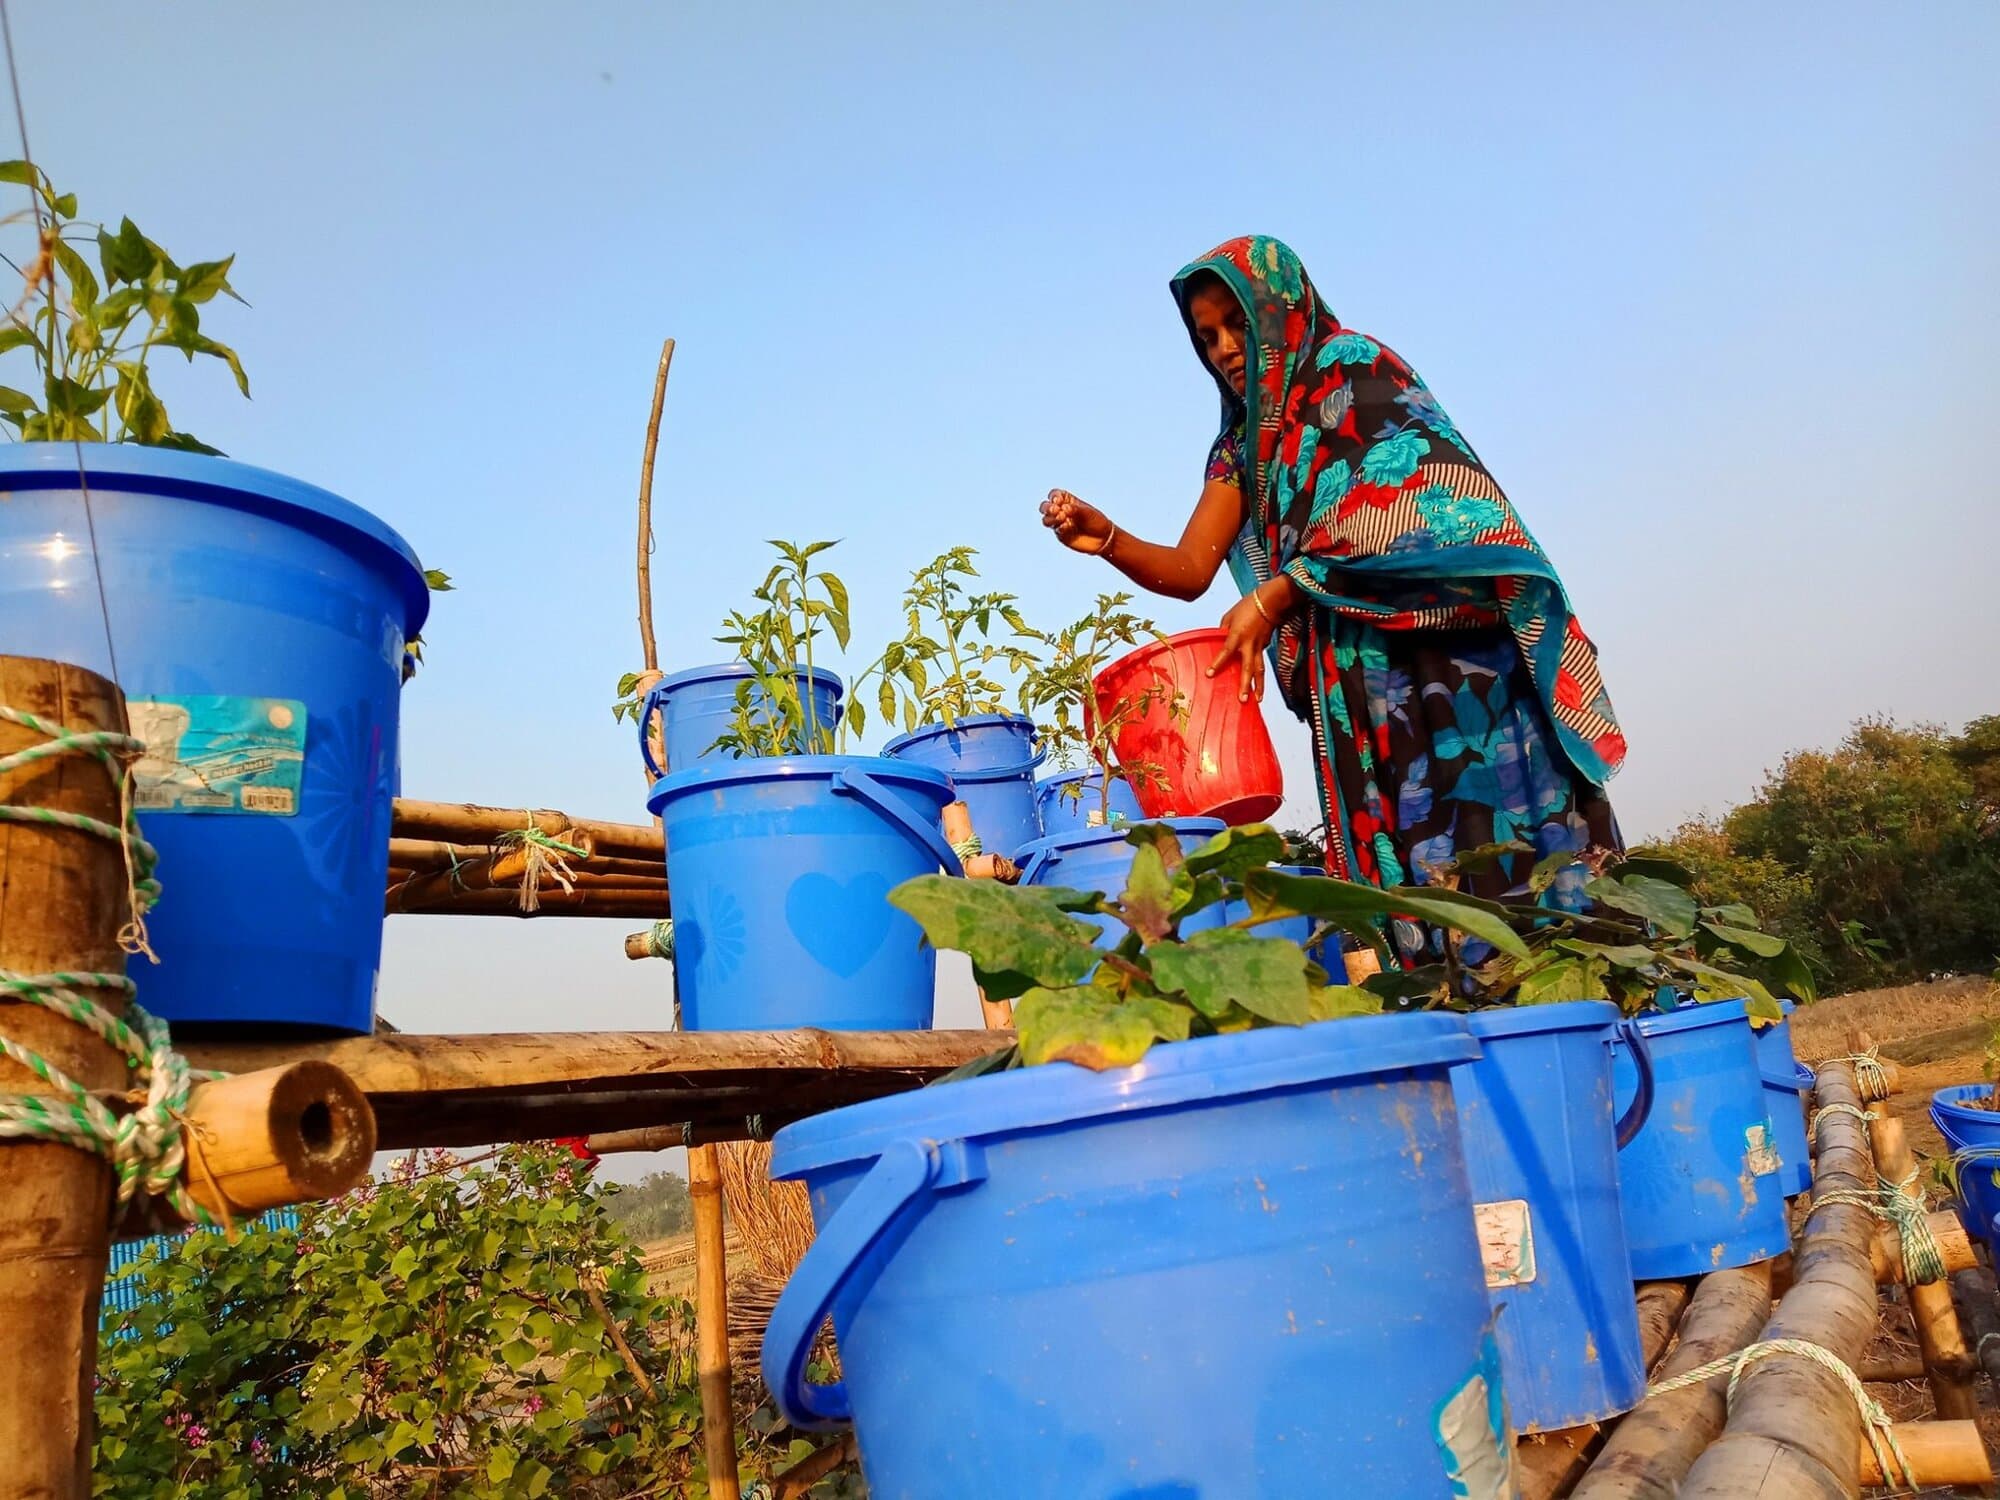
[[1091, 626, 1283, 825]]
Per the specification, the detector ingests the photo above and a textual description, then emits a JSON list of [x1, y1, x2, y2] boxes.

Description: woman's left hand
[[1208, 579, 1294, 702]]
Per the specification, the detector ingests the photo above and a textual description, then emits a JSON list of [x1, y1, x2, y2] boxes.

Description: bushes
[[93, 1145, 829, 1498]]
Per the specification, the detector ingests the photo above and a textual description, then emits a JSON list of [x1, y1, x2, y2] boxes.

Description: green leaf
[[878, 675, 897, 724], [1585, 873, 1698, 938], [1661, 953, 1781, 1019], [1124, 821, 1191, 876], [500, 1336, 537, 1371], [1515, 955, 1611, 1004], [1606, 855, 1696, 889], [1703, 902, 1759, 928], [1443, 839, 1534, 876], [1014, 985, 1189, 1070], [1528, 846, 1578, 895], [1307, 983, 1383, 1021], [1147, 927, 1312, 1024], [487, 1448, 519, 1483], [1181, 822, 1287, 882], [49, 191, 75, 218], [1552, 938, 1660, 970], [387, 1244, 418, 1279], [0, 325, 35, 356], [1700, 921, 1787, 959], [177, 255, 237, 305], [1117, 843, 1175, 942], [51, 237, 99, 312], [888, 875, 1103, 997], [1361, 966, 1449, 1005], [423, 568, 453, 591], [1244, 870, 1532, 960], [0, 385, 35, 415]]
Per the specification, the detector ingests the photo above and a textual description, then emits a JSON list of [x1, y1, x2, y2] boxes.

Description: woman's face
[[1188, 281, 1248, 397]]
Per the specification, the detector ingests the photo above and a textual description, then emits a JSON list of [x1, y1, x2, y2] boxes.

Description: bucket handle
[[1015, 846, 1050, 887], [762, 1138, 986, 1429], [1614, 1019, 1656, 1151], [941, 745, 1049, 784], [636, 681, 671, 779], [830, 767, 965, 877]]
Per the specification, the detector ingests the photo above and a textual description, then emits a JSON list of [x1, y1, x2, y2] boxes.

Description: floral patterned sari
[[1175, 237, 1624, 958]]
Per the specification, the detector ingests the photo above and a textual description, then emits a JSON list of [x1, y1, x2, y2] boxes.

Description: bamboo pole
[[1871, 1208, 1976, 1285], [775, 1433, 858, 1499], [583, 1124, 686, 1154], [636, 338, 674, 679], [386, 887, 670, 918], [1950, 1266, 2000, 1386], [1856, 1420, 1993, 1487], [390, 799, 663, 862], [1569, 1264, 1774, 1500], [1867, 1113, 1979, 1417], [0, 657, 130, 1499], [1674, 1061, 1883, 1499], [1854, 1351, 1926, 1383], [944, 802, 1018, 1028]]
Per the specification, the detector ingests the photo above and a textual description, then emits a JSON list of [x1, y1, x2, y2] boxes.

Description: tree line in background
[[601, 1168, 694, 1242], [1641, 714, 2000, 994]]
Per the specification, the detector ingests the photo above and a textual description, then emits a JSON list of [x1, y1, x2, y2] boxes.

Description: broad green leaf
[[423, 568, 453, 591], [1014, 985, 1189, 1070], [1700, 921, 1787, 959], [1552, 938, 1660, 970], [52, 237, 100, 311], [889, 875, 1102, 995], [1515, 955, 1610, 1004], [152, 428, 223, 455], [177, 255, 237, 304], [0, 325, 35, 356], [1528, 846, 1579, 894], [0, 160, 41, 188], [1662, 953, 1781, 1020], [1147, 927, 1312, 1024], [1606, 855, 1696, 890], [1585, 872, 1697, 938], [1124, 821, 1190, 876], [1361, 965, 1448, 1005], [1244, 870, 1531, 960], [0, 385, 34, 414], [1182, 823, 1287, 881], [1118, 843, 1175, 942], [1170, 868, 1229, 922], [488, 1448, 519, 1483], [49, 191, 75, 218], [1703, 902, 1759, 928], [1444, 839, 1534, 876], [1306, 983, 1382, 1021]]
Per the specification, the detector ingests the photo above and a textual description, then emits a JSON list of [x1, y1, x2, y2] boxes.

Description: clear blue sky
[[9, 4, 1997, 1131]]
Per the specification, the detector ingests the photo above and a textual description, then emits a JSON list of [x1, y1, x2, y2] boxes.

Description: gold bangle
[[1102, 522, 1119, 558], [1252, 586, 1274, 624]]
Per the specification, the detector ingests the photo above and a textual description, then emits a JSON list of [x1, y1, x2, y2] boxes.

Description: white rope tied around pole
[[1646, 1338, 1917, 1492]]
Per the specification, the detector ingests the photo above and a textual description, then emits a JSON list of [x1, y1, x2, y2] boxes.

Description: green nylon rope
[[0, 703, 212, 1225], [644, 920, 675, 960], [1811, 1101, 1876, 1148], [1827, 1048, 1893, 1102], [1645, 1338, 1916, 1491], [496, 825, 591, 861], [950, 833, 983, 862], [1816, 1170, 1946, 1284]]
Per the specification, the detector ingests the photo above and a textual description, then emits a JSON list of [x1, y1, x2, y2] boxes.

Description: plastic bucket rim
[[648, 753, 954, 814], [0, 440, 430, 635], [1931, 1084, 2000, 1136], [881, 711, 1038, 757], [1465, 999, 1623, 1040], [769, 1011, 1481, 1181], [1627, 996, 1750, 1038], [656, 661, 846, 699], [1036, 764, 1121, 790], [1015, 816, 1228, 863]]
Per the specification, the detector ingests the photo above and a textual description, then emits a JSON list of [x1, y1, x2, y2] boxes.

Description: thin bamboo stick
[[636, 337, 674, 677], [689, 1138, 738, 1497], [1856, 1420, 1992, 1487], [390, 799, 663, 861], [1673, 1061, 1882, 1499], [1867, 1113, 1979, 1417], [583, 1124, 686, 1154]]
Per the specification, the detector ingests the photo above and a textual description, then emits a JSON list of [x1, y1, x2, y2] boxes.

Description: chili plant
[[0, 162, 248, 451], [1018, 593, 1183, 824], [709, 538, 852, 756]]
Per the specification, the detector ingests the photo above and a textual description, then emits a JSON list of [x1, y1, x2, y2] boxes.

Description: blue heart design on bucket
[[785, 871, 895, 978]]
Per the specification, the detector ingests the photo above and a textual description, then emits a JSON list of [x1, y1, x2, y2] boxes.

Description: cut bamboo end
[[1871, 1209, 1976, 1285], [979, 995, 1016, 1029], [584, 1124, 686, 1154], [963, 853, 1021, 883], [1857, 1419, 1993, 1487], [178, 1061, 377, 1218], [941, 801, 974, 848], [625, 930, 661, 960]]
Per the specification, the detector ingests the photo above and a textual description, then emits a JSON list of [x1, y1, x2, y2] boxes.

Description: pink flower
[[522, 1393, 546, 1416]]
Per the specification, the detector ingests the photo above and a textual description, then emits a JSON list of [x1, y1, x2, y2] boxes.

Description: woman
[[1042, 235, 1623, 957]]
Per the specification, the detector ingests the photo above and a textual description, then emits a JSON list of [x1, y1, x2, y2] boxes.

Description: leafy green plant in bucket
[[891, 822, 1529, 1070], [706, 538, 852, 757], [882, 546, 1042, 730], [0, 163, 249, 451], [1017, 592, 1185, 826]]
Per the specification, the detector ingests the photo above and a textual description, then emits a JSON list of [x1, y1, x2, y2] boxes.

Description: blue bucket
[[761, 1014, 1513, 1495], [1931, 1085, 2000, 1241], [648, 756, 957, 1030], [638, 662, 844, 774], [1754, 1000, 1812, 1197], [1016, 819, 1227, 944], [882, 712, 1045, 859], [0, 444, 427, 1033], [1456, 1002, 1654, 1431], [1610, 999, 1789, 1277], [1035, 764, 1144, 836]]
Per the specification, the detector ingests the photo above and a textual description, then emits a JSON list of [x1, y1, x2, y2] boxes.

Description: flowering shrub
[[93, 1144, 841, 1498]]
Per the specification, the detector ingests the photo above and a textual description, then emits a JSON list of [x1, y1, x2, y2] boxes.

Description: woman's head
[[1182, 269, 1249, 397]]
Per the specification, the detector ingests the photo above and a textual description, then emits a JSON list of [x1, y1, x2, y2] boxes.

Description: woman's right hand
[[1042, 489, 1114, 555]]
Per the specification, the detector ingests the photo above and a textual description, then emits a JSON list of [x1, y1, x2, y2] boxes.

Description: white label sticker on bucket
[[130, 696, 306, 816], [1745, 1120, 1782, 1178], [1473, 1199, 1537, 1288]]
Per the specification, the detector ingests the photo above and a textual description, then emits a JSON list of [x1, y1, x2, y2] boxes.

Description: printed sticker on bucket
[[1473, 1199, 1537, 1288], [1434, 1334, 1513, 1500], [1744, 1120, 1782, 1178], [130, 696, 307, 816]]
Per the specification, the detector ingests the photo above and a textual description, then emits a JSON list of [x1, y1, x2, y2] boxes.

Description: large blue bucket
[[1456, 1002, 1654, 1432], [1016, 818, 1226, 944], [1035, 764, 1144, 836], [0, 444, 427, 1033], [1754, 1000, 1812, 1197], [648, 756, 958, 1030], [1610, 999, 1789, 1277], [762, 1014, 1513, 1496], [638, 662, 844, 774], [882, 712, 1044, 859], [1931, 1085, 2000, 1241]]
